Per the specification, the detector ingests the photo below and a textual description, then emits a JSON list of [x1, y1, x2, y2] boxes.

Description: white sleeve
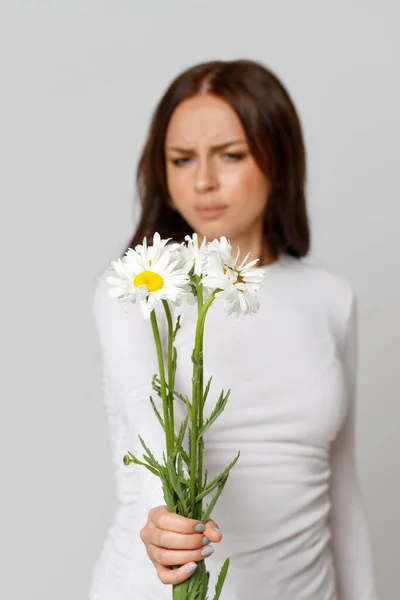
[[92, 267, 186, 516], [328, 290, 379, 600], [89, 374, 142, 598]]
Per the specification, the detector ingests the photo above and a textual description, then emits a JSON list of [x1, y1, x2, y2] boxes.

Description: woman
[[89, 59, 378, 599]]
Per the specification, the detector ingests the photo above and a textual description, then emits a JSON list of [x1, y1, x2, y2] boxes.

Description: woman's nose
[[193, 160, 218, 193]]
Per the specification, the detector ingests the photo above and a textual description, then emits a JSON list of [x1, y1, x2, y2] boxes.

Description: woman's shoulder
[[281, 252, 354, 300], [277, 253, 355, 333], [92, 263, 115, 297], [92, 264, 117, 324]]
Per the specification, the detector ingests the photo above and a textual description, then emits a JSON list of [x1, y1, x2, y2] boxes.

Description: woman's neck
[[228, 237, 276, 268]]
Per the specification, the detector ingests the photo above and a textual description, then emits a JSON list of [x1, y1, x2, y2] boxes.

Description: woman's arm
[[329, 289, 379, 599]]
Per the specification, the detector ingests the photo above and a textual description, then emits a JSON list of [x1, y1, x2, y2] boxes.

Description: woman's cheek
[[242, 169, 271, 206], [171, 173, 192, 200]]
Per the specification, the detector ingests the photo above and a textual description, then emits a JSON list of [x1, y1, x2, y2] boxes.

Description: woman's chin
[[195, 224, 234, 242]]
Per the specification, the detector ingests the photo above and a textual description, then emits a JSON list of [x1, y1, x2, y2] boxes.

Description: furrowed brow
[[167, 140, 247, 153]]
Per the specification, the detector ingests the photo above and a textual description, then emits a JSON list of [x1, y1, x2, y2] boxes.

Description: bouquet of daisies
[[107, 232, 265, 600]]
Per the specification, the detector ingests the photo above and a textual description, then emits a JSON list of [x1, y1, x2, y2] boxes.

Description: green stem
[[196, 283, 204, 508], [189, 289, 216, 518], [150, 309, 172, 457], [161, 300, 175, 455]]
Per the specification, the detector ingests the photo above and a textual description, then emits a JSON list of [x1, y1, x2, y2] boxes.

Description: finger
[[153, 528, 211, 550], [152, 506, 207, 535], [154, 560, 199, 585], [204, 518, 223, 542], [149, 542, 214, 566]]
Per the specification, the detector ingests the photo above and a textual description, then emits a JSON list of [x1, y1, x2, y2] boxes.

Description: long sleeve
[[328, 290, 379, 599], [89, 372, 144, 599]]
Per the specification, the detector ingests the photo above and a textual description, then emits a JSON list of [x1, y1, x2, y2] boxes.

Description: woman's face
[[164, 94, 271, 244]]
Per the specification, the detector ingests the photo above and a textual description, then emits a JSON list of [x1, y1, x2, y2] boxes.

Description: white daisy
[[133, 231, 181, 267], [180, 233, 209, 277], [202, 238, 265, 318], [206, 236, 233, 267], [107, 232, 190, 319]]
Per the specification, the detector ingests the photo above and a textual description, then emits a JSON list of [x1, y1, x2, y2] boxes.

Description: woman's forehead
[[165, 95, 245, 147]]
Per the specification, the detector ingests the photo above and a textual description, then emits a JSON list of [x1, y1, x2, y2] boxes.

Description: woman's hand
[[140, 505, 223, 585]]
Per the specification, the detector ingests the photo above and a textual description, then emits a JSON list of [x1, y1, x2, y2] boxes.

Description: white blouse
[[89, 252, 379, 600]]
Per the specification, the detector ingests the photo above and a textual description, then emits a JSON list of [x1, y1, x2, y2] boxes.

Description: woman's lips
[[195, 205, 227, 219]]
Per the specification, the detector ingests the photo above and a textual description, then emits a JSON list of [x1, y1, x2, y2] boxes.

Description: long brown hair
[[125, 59, 310, 260]]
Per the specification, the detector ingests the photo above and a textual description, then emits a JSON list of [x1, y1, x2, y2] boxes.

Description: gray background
[[0, 1, 398, 599]]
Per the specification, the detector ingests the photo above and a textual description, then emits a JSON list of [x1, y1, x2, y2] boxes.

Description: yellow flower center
[[133, 270, 164, 292]]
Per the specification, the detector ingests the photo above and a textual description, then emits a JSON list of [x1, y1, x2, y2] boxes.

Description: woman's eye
[[171, 157, 191, 166], [223, 152, 245, 161]]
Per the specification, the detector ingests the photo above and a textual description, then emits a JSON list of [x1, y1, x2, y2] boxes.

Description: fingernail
[[186, 563, 197, 574], [201, 545, 214, 557], [212, 527, 222, 535], [202, 536, 209, 546], [195, 523, 206, 533]]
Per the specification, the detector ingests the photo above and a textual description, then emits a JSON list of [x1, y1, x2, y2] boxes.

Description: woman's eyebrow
[[166, 140, 247, 153]]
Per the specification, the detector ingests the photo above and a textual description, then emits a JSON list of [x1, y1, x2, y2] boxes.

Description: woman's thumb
[[204, 517, 223, 542]]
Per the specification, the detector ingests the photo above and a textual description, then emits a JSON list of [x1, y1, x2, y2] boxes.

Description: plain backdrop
[[0, 1, 398, 599]]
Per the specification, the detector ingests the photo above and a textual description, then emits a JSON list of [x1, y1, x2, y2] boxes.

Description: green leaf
[[137, 435, 163, 472], [172, 345, 178, 380], [171, 415, 189, 460], [191, 348, 201, 370], [149, 396, 165, 431], [177, 475, 190, 486], [198, 389, 231, 439], [177, 451, 183, 477], [125, 451, 160, 477], [212, 558, 230, 600], [173, 314, 182, 341], [187, 564, 204, 597], [157, 378, 192, 412], [166, 456, 188, 513], [201, 473, 229, 522], [188, 426, 192, 456], [158, 469, 176, 512], [151, 376, 162, 396], [185, 396, 193, 416], [180, 446, 191, 468], [195, 450, 240, 502], [203, 468, 208, 488], [203, 375, 213, 405]]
